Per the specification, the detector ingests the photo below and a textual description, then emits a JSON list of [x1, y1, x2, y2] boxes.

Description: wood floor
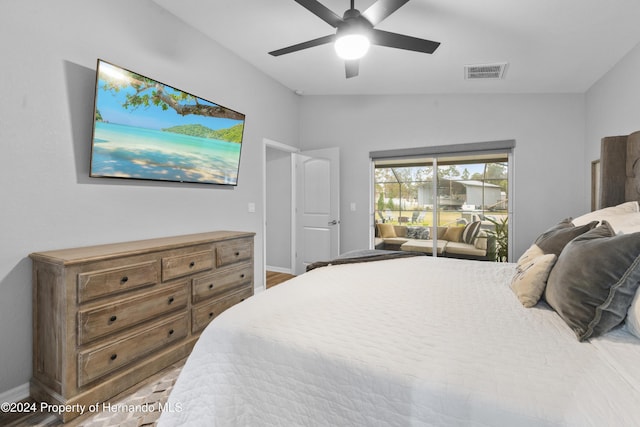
[[266, 270, 297, 288]]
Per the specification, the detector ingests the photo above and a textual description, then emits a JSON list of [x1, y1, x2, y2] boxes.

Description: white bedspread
[[158, 256, 640, 426]]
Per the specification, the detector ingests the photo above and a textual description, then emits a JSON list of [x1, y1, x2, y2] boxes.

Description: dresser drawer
[[162, 249, 214, 281], [192, 286, 253, 333], [77, 313, 188, 387], [216, 238, 253, 267], [192, 263, 252, 303], [78, 261, 159, 303], [77, 282, 188, 346]]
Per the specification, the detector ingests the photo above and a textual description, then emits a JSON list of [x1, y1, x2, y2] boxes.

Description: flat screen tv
[[90, 59, 245, 186]]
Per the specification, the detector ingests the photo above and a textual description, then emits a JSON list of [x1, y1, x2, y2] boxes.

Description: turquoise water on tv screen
[[91, 122, 241, 185]]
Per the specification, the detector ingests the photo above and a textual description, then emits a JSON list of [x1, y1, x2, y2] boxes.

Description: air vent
[[464, 63, 508, 80]]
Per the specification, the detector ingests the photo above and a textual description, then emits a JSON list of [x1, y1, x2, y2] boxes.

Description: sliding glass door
[[373, 153, 510, 260]]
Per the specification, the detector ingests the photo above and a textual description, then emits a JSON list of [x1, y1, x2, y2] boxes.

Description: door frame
[[262, 138, 298, 292]]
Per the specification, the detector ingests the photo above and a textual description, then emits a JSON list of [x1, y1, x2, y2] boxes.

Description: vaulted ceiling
[[153, 0, 640, 95]]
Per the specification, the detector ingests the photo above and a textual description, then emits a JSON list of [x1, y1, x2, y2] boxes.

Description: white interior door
[[294, 147, 340, 274]]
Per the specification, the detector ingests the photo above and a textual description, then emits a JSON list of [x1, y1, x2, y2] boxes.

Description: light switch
[[350, 202, 356, 211], [248, 202, 256, 213]]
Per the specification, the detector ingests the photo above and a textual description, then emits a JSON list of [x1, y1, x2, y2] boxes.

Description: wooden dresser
[[30, 231, 254, 422]]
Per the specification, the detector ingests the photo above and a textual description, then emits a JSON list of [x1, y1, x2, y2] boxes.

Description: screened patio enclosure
[[374, 157, 508, 228]]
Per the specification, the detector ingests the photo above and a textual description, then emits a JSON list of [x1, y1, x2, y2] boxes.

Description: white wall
[[586, 42, 640, 202], [0, 0, 299, 395], [298, 94, 588, 259]]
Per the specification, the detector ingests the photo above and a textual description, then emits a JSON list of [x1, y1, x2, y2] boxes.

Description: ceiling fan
[[268, 0, 440, 78]]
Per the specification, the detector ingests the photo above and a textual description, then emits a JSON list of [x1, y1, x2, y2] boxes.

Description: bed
[[158, 252, 640, 426], [158, 133, 640, 426]]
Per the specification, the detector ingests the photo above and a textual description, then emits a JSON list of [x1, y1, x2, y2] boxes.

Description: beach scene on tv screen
[[91, 61, 245, 185]]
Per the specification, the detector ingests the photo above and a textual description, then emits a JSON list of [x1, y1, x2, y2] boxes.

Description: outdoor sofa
[[375, 222, 496, 261]]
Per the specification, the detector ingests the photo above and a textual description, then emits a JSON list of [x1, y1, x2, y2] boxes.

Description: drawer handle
[[120, 276, 129, 284], [110, 353, 118, 361], [168, 296, 175, 304], [235, 252, 240, 256], [240, 274, 245, 279], [109, 315, 117, 322], [208, 284, 214, 290], [208, 312, 215, 318], [168, 329, 175, 336], [189, 261, 196, 268]]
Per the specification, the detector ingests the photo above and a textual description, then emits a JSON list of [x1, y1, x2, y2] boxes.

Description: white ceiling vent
[[464, 63, 508, 80]]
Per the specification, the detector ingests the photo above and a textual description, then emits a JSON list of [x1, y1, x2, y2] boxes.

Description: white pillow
[[605, 212, 640, 234], [516, 243, 544, 268], [474, 231, 488, 250], [510, 253, 557, 308], [572, 201, 639, 227], [626, 288, 640, 339]]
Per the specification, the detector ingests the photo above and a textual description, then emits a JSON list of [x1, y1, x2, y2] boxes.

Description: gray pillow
[[406, 226, 419, 239], [534, 218, 598, 256], [407, 226, 430, 240], [544, 221, 640, 341], [417, 227, 430, 240]]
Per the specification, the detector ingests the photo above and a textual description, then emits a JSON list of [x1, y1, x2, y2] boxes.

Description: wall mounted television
[[90, 59, 245, 186]]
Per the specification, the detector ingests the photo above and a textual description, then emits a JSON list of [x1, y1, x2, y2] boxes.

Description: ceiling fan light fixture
[[268, 0, 441, 78], [334, 33, 370, 60]]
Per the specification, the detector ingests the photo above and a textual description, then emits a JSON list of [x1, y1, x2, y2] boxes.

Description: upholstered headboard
[[599, 130, 640, 208]]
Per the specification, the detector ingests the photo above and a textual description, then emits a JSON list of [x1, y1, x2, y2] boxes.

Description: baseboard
[[0, 382, 30, 403], [266, 265, 293, 275]]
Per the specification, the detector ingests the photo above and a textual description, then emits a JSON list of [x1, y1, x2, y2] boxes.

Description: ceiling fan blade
[[370, 29, 440, 54], [362, 0, 409, 26], [269, 34, 336, 56], [345, 60, 359, 78], [294, 0, 343, 27]]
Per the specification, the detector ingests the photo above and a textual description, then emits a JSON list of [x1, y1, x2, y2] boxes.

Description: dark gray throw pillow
[[417, 227, 430, 240], [407, 226, 430, 240], [406, 226, 419, 239], [534, 218, 598, 256], [544, 221, 640, 341]]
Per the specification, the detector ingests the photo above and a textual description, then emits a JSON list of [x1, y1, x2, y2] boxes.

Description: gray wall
[[298, 94, 588, 259], [0, 0, 299, 395], [586, 42, 640, 201], [266, 147, 293, 271]]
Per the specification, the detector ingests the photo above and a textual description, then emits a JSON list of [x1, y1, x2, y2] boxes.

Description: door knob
[[328, 220, 339, 225]]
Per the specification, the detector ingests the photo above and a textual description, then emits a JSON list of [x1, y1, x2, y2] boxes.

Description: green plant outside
[[485, 216, 508, 262]]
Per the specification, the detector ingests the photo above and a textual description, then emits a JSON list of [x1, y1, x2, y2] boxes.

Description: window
[[371, 143, 513, 261]]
